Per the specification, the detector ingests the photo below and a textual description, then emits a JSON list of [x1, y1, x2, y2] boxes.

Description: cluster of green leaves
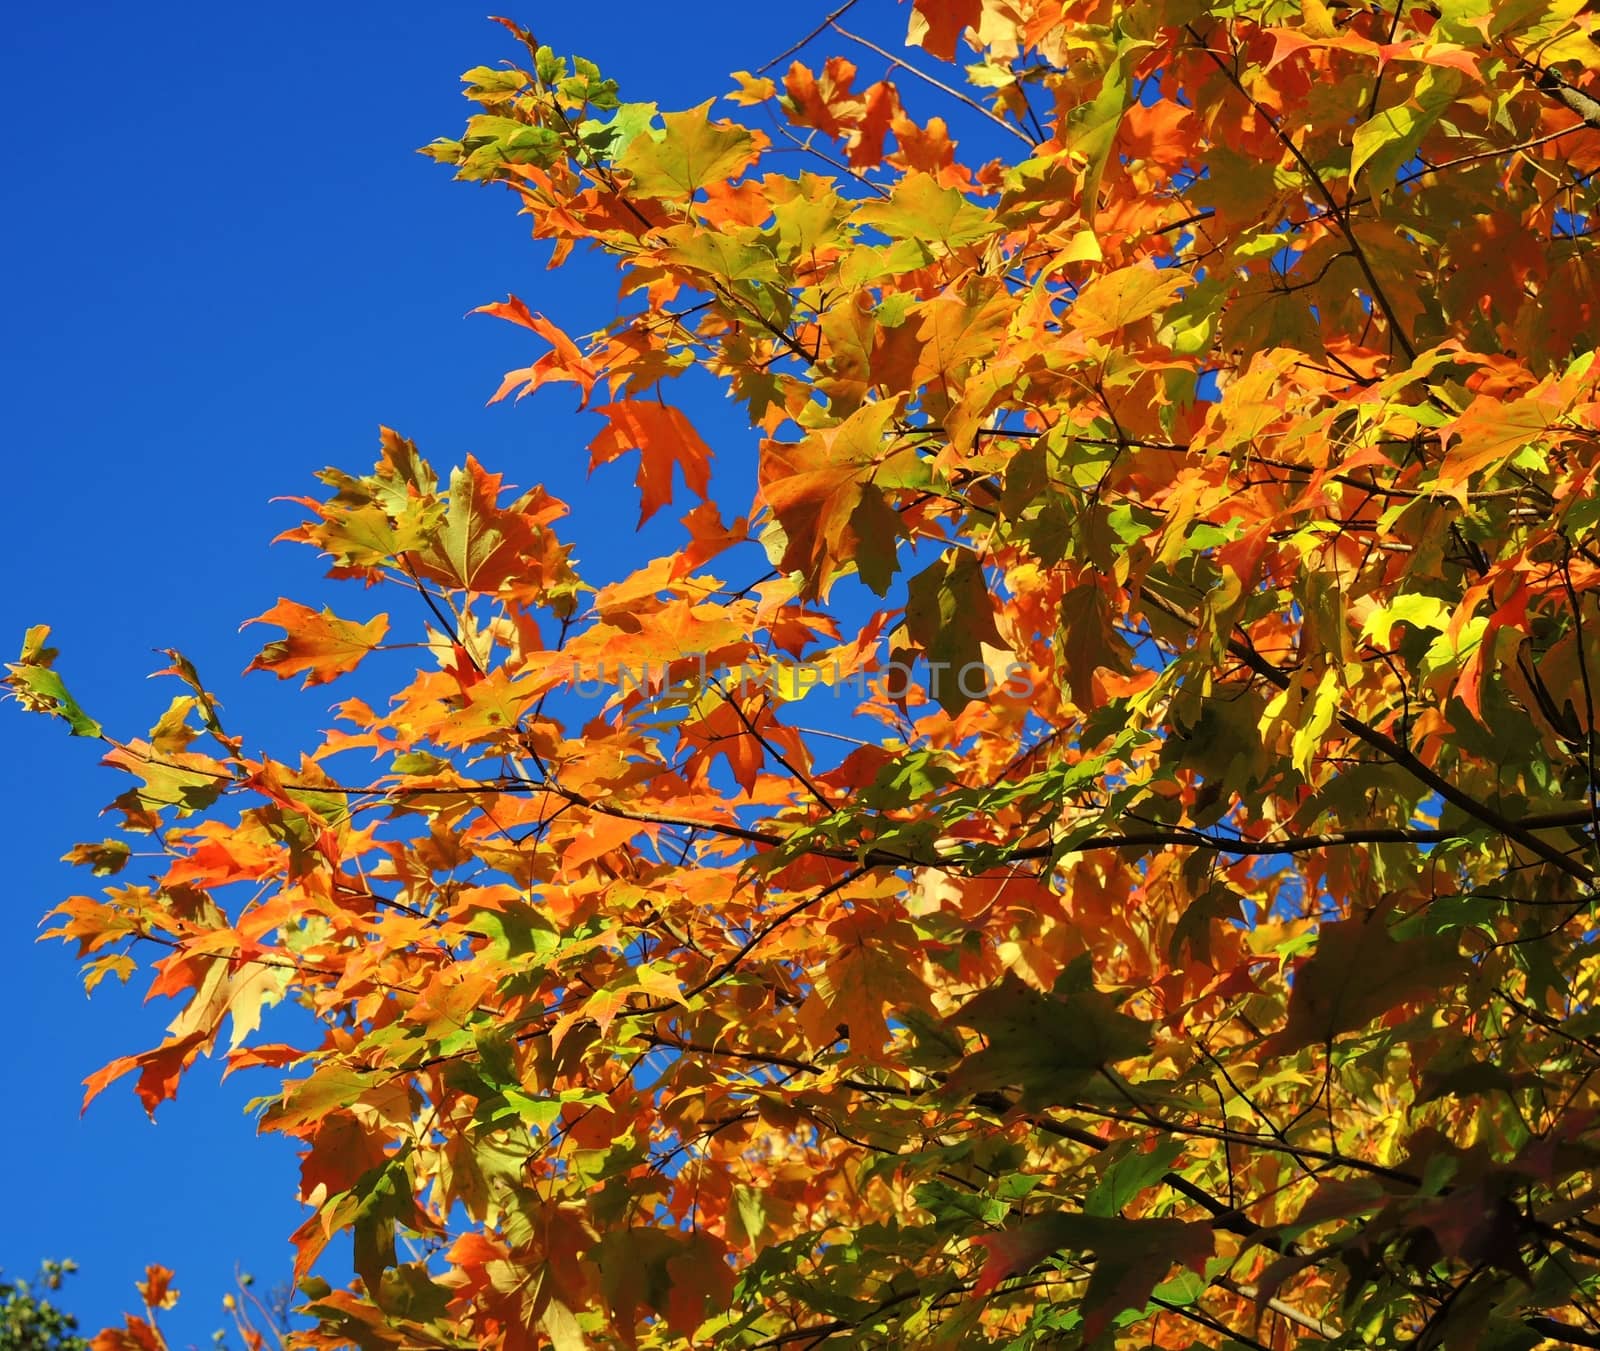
[[0, 1264, 85, 1351]]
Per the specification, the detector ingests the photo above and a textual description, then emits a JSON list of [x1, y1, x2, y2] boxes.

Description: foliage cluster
[[0, 1263, 86, 1351], [12, 0, 1600, 1346]]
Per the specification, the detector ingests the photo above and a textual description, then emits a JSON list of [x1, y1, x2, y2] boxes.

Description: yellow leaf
[[1070, 263, 1189, 338]]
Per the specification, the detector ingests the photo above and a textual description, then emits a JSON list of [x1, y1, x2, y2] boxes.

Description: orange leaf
[[243, 599, 388, 688], [477, 296, 598, 403], [906, 0, 980, 59], [588, 399, 714, 525], [137, 1265, 178, 1311], [90, 1316, 164, 1351]]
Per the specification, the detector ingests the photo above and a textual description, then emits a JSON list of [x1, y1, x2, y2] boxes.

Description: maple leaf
[[1069, 261, 1189, 338], [4, 624, 102, 737], [90, 1314, 166, 1351], [411, 454, 573, 601], [62, 838, 131, 876], [244, 599, 388, 687], [482, 306, 600, 405], [972, 1213, 1211, 1340], [1436, 386, 1565, 503], [905, 0, 980, 60], [135, 1266, 178, 1311], [727, 71, 777, 106], [798, 911, 936, 1055], [853, 170, 995, 248], [614, 99, 756, 199], [588, 399, 713, 525], [758, 400, 914, 592], [852, 80, 898, 166], [946, 971, 1152, 1108], [83, 1031, 208, 1116], [783, 59, 851, 140], [904, 550, 1004, 714], [100, 740, 227, 820], [1270, 909, 1470, 1053]]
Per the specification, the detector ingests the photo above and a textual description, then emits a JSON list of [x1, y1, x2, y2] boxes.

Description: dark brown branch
[[108, 736, 1600, 877], [1513, 48, 1600, 130], [1186, 23, 1418, 362], [1138, 589, 1596, 886], [1525, 1315, 1600, 1349]]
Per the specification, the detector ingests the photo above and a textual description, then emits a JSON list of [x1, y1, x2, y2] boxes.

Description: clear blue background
[[3, 2, 921, 1345]]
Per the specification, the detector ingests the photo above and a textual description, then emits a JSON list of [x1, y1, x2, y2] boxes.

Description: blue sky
[[2, 2, 924, 1343]]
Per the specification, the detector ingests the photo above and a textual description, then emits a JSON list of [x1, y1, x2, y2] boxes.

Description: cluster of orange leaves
[[16, 0, 1600, 1347]]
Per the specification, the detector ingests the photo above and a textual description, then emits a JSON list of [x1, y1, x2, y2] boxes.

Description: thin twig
[[830, 21, 1038, 146]]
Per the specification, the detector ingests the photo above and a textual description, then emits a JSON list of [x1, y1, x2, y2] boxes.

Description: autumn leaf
[[972, 1213, 1212, 1340], [1436, 386, 1563, 503], [136, 1265, 178, 1311], [588, 399, 714, 525], [905, 0, 980, 60], [1068, 261, 1189, 338], [244, 599, 388, 687], [758, 400, 917, 592], [4, 625, 102, 737], [904, 549, 1003, 714], [853, 170, 995, 248], [62, 838, 132, 876], [1351, 68, 1462, 193], [945, 971, 1151, 1108], [1270, 908, 1470, 1053], [614, 99, 756, 199]]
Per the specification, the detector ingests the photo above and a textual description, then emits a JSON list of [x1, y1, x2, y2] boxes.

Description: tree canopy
[[12, 1, 1600, 1346]]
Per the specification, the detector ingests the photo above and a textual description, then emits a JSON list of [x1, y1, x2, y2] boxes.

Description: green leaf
[[1351, 69, 1463, 193], [374, 1263, 450, 1323], [1084, 1138, 1184, 1217], [614, 99, 755, 199], [5, 627, 102, 738], [348, 1152, 412, 1291], [1360, 591, 1452, 648], [854, 172, 996, 248], [462, 114, 562, 167], [1066, 31, 1139, 222], [914, 1179, 1009, 1227], [905, 550, 1004, 714], [578, 101, 659, 159], [946, 971, 1152, 1108], [262, 1065, 373, 1133]]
